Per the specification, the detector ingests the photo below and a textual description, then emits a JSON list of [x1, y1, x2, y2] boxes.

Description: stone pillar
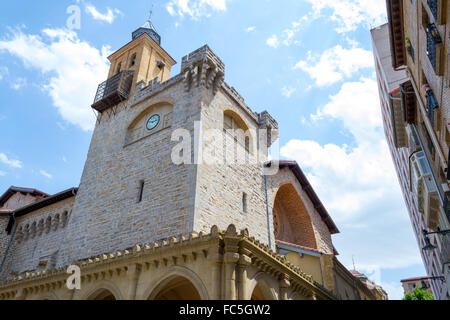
[[124, 263, 142, 300], [205, 225, 224, 300], [237, 251, 251, 300], [279, 275, 290, 300], [14, 288, 26, 300], [223, 225, 240, 300], [224, 252, 239, 300]]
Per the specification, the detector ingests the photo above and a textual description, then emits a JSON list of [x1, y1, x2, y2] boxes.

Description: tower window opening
[[130, 53, 137, 67], [138, 180, 145, 203], [242, 192, 248, 213], [116, 62, 122, 74]]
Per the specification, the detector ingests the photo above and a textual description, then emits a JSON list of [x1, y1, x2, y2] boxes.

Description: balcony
[[427, 0, 438, 21], [92, 70, 134, 113], [425, 88, 439, 125], [426, 23, 442, 73]]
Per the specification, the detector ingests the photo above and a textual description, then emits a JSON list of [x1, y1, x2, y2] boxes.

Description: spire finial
[[148, 3, 154, 22]]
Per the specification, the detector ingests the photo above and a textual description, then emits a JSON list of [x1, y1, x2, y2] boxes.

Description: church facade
[[0, 19, 379, 300]]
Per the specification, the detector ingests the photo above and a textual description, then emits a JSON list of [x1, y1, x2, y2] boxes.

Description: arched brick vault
[[272, 183, 318, 250]]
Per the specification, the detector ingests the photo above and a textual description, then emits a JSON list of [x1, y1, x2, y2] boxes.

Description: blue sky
[[0, 0, 427, 299]]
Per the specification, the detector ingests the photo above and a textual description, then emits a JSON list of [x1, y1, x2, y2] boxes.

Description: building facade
[[0, 18, 383, 300], [372, 0, 450, 300], [401, 276, 433, 296]]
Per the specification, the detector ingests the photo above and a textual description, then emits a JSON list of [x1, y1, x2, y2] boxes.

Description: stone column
[[223, 225, 240, 300], [124, 263, 142, 300], [279, 275, 290, 300], [237, 250, 251, 300], [14, 288, 26, 300]]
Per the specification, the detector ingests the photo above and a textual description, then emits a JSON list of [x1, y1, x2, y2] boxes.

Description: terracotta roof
[[270, 160, 339, 234], [349, 270, 368, 279], [0, 186, 49, 207], [276, 240, 327, 255], [401, 276, 429, 282]]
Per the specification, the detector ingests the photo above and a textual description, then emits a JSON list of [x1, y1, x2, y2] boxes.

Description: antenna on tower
[[352, 255, 356, 271]]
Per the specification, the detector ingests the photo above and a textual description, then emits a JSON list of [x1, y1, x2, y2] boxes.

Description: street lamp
[[421, 229, 450, 251]]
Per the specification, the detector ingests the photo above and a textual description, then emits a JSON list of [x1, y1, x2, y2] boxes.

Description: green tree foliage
[[404, 287, 434, 300]]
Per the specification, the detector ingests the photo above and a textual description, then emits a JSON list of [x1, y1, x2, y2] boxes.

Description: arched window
[[223, 110, 252, 155], [116, 62, 122, 74]]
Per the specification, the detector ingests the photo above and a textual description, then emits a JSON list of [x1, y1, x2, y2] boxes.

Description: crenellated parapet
[[258, 111, 279, 147], [181, 45, 225, 95]]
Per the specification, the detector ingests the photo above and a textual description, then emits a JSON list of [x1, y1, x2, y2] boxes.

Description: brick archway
[[273, 183, 317, 249]]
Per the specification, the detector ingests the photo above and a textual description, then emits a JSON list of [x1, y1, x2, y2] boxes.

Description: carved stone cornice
[[0, 224, 336, 300]]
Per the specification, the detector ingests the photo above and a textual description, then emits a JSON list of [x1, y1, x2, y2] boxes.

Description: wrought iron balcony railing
[[92, 70, 134, 113], [426, 88, 439, 126], [427, 0, 438, 21], [426, 23, 442, 72]]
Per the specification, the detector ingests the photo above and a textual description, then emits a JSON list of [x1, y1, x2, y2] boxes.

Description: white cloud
[[266, 16, 307, 48], [0, 27, 111, 131], [166, 0, 227, 19], [379, 281, 405, 300], [0, 66, 8, 80], [280, 77, 423, 278], [40, 170, 52, 179], [281, 86, 296, 98], [266, 35, 279, 48], [10, 77, 27, 90], [0, 171, 5, 176], [246, 26, 256, 32], [294, 45, 374, 86], [306, 0, 387, 33], [62, 156, 67, 163], [85, 5, 122, 24], [0, 153, 22, 168]]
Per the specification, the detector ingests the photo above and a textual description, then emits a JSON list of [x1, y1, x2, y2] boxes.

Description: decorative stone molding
[[0, 224, 337, 300], [15, 211, 70, 243]]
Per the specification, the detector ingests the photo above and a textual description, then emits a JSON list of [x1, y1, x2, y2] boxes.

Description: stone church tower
[[0, 18, 380, 300]]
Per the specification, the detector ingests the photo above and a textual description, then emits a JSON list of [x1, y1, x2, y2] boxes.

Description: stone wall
[[0, 198, 74, 279], [59, 77, 201, 268], [1, 193, 41, 211], [0, 216, 11, 267]]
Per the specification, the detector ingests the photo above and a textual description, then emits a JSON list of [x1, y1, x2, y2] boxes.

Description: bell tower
[[92, 14, 176, 113]]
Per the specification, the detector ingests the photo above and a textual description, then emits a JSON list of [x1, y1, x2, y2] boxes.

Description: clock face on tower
[[146, 114, 160, 130]]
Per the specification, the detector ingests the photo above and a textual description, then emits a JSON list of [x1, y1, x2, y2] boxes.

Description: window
[[242, 192, 248, 213], [130, 53, 137, 67], [116, 62, 122, 74], [223, 111, 251, 154], [138, 180, 145, 203]]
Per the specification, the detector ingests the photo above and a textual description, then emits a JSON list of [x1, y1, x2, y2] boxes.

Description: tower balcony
[[92, 70, 134, 113]]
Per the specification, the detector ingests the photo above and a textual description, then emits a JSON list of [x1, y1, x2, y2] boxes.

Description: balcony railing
[[425, 88, 439, 126], [92, 70, 134, 113], [427, 0, 438, 21], [426, 23, 442, 72]]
